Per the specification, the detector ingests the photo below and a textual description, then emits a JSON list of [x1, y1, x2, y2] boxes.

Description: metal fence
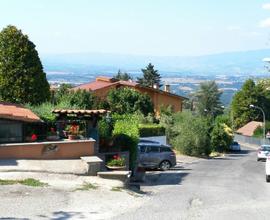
[[234, 133, 270, 146]]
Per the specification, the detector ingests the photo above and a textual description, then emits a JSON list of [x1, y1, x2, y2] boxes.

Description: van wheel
[[159, 160, 171, 171], [266, 175, 270, 182]]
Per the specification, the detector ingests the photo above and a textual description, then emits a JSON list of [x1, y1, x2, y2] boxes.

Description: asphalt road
[[114, 146, 270, 220]]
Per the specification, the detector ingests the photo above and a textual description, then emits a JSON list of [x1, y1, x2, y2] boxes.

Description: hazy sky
[[0, 0, 270, 56]]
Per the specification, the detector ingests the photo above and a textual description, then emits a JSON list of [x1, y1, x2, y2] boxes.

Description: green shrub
[[172, 112, 211, 157], [98, 118, 112, 139], [210, 123, 233, 152], [112, 115, 139, 169], [139, 124, 165, 137]]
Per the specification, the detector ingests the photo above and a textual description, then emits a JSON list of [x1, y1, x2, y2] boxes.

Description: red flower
[[31, 134, 37, 141], [50, 127, 55, 133]]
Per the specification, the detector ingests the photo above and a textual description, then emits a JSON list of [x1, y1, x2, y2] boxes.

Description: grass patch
[[76, 182, 98, 191], [111, 186, 123, 192], [0, 178, 48, 187]]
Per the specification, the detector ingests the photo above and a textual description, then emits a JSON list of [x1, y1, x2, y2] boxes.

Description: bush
[[98, 118, 112, 140], [112, 115, 139, 169], [139, 124, 165, 137], [172, 112, 211, 157], [26, 100, 79, 122], [210, 123, 233, 152]]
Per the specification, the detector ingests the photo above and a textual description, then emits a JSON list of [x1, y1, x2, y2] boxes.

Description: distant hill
[[41, 49, 270, 76]]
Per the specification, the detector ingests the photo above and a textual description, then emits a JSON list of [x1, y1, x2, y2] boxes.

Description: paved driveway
[[113, 146, 270, 220]]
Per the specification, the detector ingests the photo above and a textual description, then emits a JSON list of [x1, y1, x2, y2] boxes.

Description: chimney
[[164, 84, 170, 92]]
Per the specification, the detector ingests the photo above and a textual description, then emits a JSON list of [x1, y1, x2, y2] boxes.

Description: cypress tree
[[0, 25, 50, 104]]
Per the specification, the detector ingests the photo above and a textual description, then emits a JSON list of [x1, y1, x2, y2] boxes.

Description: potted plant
[[46, 127, 59, 141], [106, 155, 126, 170], [25, 133, 38, 142], [66, 124, 80, 140]]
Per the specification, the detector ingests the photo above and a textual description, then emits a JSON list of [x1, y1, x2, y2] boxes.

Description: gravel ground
[[0, 172, 150, 220]]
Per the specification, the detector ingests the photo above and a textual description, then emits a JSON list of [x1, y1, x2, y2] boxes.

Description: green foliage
[[231, 79, 267, 128], [139, 124, 165, 137], [26, 100, 79, 122], [159, 105, 176, 142], [114, 69, 132, 81], [106, 156, 125, 167], [210, 122, 233, 152], [107, 87, 154, 116], [253, 121, 270, 138], [112, 115, 139, 169], [54, 86, 96, 109], [98, 118, 112, 139], [172, 111, 211, 157], [137, 63, 161, 88], [194, 81, 223, 118], [0, 25, 50, 104]]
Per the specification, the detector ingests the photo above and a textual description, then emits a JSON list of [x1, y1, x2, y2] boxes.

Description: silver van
[[138, 142, 176, 171]]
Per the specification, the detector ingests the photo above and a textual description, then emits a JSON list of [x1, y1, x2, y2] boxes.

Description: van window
[[146, 146, 160, 153], [139, 145, 147, 153], [160, 147, 172, 152]]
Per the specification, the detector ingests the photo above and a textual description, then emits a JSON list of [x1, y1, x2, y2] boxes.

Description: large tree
[[194, 81, 223, 117], [0, 25, 50, 104], [231, 79, 267, 128], [137, 63, 161, 88]]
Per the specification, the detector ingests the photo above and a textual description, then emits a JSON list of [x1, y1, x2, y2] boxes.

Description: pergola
[[52, 109, 109, 148]]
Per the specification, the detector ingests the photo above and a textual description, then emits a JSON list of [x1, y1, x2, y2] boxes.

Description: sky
[[0, 0, 270, 56]]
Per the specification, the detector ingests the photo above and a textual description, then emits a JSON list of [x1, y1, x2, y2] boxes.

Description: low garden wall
[[0, 139, 95, 159]]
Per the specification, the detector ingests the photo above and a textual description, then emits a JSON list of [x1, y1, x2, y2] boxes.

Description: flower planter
[[106, 165, 126, 171], [68, 135, 78, 140], [46, 135, 60, 141]]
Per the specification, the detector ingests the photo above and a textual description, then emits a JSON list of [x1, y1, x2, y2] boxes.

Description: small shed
[[0, 102, 42, 143]]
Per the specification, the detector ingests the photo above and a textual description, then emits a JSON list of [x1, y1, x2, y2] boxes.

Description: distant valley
[[42, 49, 270, 106]]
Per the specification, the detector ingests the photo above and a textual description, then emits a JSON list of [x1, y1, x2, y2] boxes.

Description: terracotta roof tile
[[0, 102, 41, 123], [236, 121, 263, 137]]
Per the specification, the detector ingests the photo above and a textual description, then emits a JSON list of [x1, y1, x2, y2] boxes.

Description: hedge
[[112, 115, 139, 169], [139, 124, 166, 137]]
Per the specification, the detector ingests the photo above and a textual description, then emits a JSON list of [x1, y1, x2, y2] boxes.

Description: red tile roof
[[0, 102, 42, 123], [236, 121, 263, 137], [73, 76, 187, 100]]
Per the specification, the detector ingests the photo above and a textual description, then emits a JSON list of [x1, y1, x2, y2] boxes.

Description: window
[[140, 145, 147, 153], [160, 147, 172, 152], [0, 120, 22, 143], [146, 146, 160, 153]]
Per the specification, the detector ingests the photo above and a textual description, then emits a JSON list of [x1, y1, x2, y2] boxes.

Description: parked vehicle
[[230, 141, 241, 151], [257, 145, 270, 161], [138, 143, 176, 171], [265, 155, 270, 182]]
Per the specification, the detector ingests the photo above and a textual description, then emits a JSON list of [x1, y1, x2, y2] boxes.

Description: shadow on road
[[142, 171, 189, 186], [38, 211, 86, 220]]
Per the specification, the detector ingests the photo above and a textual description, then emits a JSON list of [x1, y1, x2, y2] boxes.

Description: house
[[73, 76, 187, 115], [0, 102, 42, 143], [236, 121, 263, 137]]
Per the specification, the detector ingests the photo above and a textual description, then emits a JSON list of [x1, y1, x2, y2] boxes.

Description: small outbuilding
[[0, 102, 42, 143], [236, 121, 263, 137]]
